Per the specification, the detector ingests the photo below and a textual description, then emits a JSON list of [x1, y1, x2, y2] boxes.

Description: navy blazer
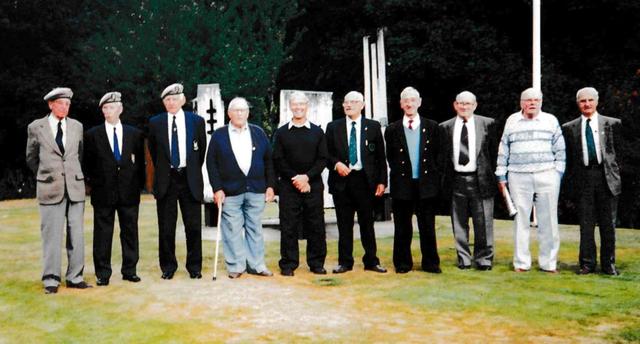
[[206, 123, 275, 196], [147, 111, 206, 202], [84, 123, 146, 206], [325, 117, 387, 194], [384, 116, 441, 200]]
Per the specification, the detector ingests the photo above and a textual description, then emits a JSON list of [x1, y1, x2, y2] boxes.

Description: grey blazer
[[26, 115, 85, 204], [562, 114, 622, 198], [439, 115, 498, 199]]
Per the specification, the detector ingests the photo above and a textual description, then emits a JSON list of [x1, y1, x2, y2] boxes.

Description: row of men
[[26, 83, 621, 294]]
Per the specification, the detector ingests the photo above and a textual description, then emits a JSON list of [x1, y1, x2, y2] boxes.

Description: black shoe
[[96, 277, 110, 286], [44, 286, 58, 294], [395, 268, 411, 274], [228, 272, 243, 279], [311, 267, 327, 275], [66, 281, 93, 289], [161, 271, 174, 280], [189, 272, 202, 279], [332, 265, 352, 274], [603, 266, 619, 276], [281, 269, 294, 277], [364, 264, 387, 273], [423, 266, 442, 274], [577, 266, 594, 275], [458, 265, 471, 270], [476, 265, 492, 271], [123, 275, 141, 282]]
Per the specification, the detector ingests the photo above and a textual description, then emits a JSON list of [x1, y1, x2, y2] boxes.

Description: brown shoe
[[228, 272, 243, 279]]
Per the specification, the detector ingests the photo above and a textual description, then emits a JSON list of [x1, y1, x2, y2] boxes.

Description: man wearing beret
[[26, 87, 92, 294], [84, 92, 146, 286], [148, 83, 207, 280]]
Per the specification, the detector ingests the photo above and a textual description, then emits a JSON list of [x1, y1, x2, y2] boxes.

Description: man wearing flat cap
[[148, 83, 207, 280], [26, 87, 92, 294], [84, 92, 146, 286]]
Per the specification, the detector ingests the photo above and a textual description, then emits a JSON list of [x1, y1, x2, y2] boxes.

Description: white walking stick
[[212, 203, 223, 281]]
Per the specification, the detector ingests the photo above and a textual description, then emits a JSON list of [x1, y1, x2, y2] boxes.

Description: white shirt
[[228, 124, 253, 176], [581, 112, 602, 165], [47, 114, 66, 148], [402, 114, 421, 130], [104, 120, 123, 156], [453, 115, 477, 172], [288, 120, 311, 129], [346, 115, 363, 170], [167, 109, 187, 168]]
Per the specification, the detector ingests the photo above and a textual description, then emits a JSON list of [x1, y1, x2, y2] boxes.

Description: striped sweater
[[495, 111, 566, 182]]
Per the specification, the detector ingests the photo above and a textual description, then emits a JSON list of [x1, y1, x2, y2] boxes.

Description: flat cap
[[99, 91, 122, 107], [161, 83, 184, 99], [43, 87, 73, 101]]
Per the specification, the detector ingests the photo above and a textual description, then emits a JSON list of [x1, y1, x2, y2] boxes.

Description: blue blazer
[[206, 124, 275, 196], [147, 111, 206, 201]]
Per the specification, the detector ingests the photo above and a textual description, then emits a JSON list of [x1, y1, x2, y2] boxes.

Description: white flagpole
[[375, 28, 388, 124], [533, 0, 541, 91], [363, 36, 372, 118]]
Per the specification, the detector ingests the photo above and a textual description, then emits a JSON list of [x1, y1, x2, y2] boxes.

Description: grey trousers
[[451, 173, 494, 267], [39, 197, 85, 287]]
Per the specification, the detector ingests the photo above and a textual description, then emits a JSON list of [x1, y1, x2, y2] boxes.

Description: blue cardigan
[[206, 124, 275, 196]]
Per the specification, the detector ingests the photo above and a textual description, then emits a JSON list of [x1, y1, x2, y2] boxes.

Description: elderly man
[[206, 97, 275, 279], [26, 87, 92, 294], [385, 87, 441, 274], [439, 91, 497, 270], [148, 83, 207, 280], [496, 88, 565, 273], [84, 92, 146, 286], [273, 91, 329, 276], [325, 91, 387, 274], [562, 87, 622, 275]]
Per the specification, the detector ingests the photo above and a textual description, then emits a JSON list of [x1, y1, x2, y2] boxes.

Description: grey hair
[[576, 87, 599, 101], [520, 87, 543, 100], [228, 97, 250, 110], [456, 91, 476, 103], [400, 87, 420, 99], [344, 91, 364, 102], [289, 91, 309, 104]]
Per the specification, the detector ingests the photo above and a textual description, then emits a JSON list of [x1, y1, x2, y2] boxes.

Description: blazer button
[[401, 161, 405, 164], [424, 170, 428, 174], [400, 148, 403, 152], [401, 173, 405, 177], [423, 159, 426, 162]]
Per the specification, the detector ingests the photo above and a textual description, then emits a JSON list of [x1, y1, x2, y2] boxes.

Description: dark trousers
[[451, 173, 494, 267], [578, 167, 617, 271], [157, 170, 202, 275], [278, 184, 326, 271], [93, 203, 140, 279], [392, 181, 440, 271], [332, 170, 380, 268]]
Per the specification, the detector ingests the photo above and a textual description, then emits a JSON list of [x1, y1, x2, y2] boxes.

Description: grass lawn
[[1, 195, 638, 343]]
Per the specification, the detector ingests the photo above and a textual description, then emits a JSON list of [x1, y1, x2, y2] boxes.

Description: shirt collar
[[402, 114, 420, 129], [581, 112, 599, 122], [347, 115, 362, 127], [519, 111, 541, 121], [105, 120, 122, 129], [288, 120, 311, 129], [229, 123, 249, 133], [456, 114, 474, 124], [168, 109, 184, 119], [48, 113, 66, 124]]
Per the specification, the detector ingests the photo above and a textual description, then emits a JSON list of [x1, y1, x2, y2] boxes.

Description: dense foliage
[[1, 0, 638, 226]]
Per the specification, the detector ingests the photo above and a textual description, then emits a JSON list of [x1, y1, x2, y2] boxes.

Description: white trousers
[[508, 169, 561, 271]]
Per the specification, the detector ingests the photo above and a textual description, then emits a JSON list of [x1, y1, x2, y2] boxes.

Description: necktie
[[458, 119, 469, 166], [55, 121, 65, 155], [349, 121, 358, 166], [113, 127, 121, 162], [585, 118, 597, 166], [408, 119, 414, 130], [171, 115, 180, 168]]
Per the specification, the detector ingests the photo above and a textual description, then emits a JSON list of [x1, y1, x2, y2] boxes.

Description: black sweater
[[272, 122, 328, 186]]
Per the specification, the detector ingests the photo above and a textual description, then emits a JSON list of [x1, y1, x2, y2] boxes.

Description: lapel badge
[[131, 154, 135, 163], [193, 140, 199, 151]]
